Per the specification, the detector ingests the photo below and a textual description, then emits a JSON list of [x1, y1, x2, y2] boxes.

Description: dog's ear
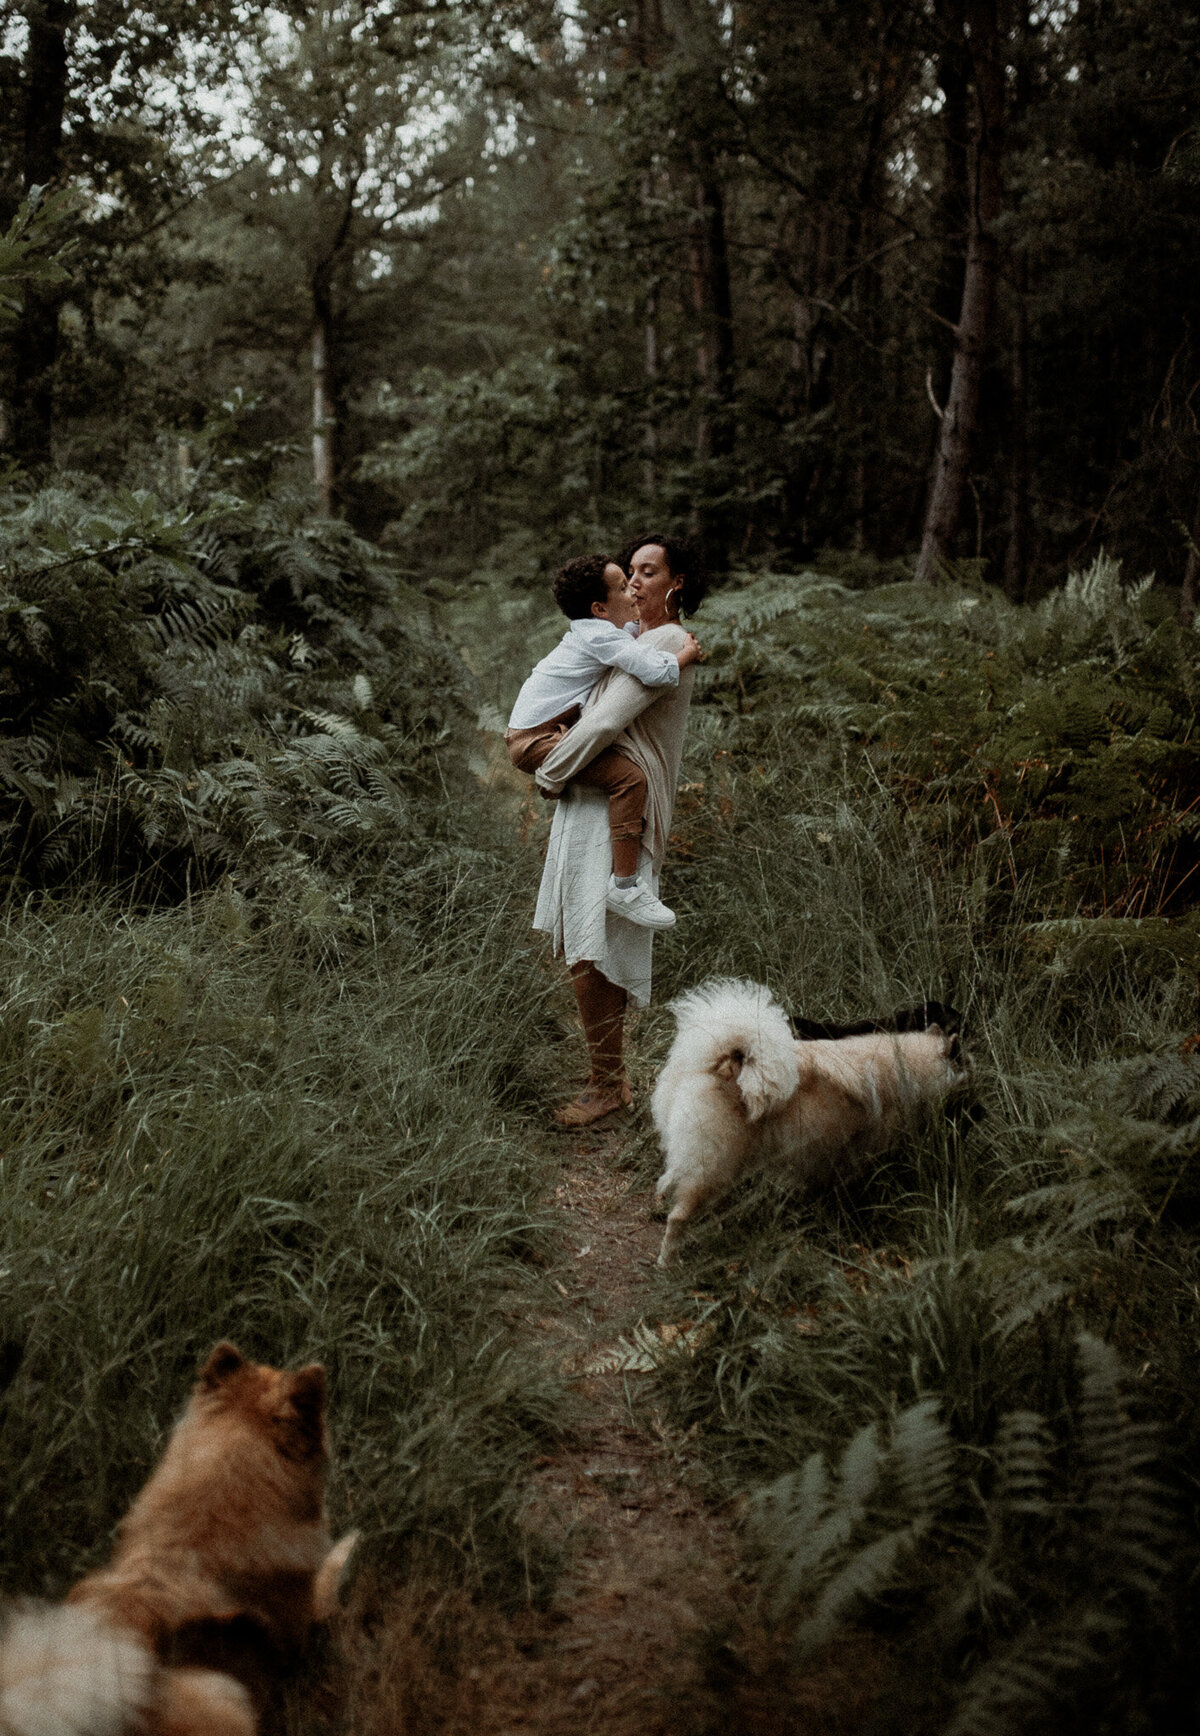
[[946, 1031, 962, 1061], [926, 1022, 944, 1038], [199, 1341, 246, 1390], [279, 1363, 327, 1454]]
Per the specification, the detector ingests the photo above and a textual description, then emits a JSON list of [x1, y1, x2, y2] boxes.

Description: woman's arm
[[535, 625, 687, 795]]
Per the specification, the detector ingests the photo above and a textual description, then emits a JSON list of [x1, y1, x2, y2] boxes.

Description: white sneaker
[[605, 875, 676, 929]]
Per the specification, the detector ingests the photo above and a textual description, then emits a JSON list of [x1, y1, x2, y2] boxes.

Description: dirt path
[[500, 1123, 743, 1734], [352, 1112, 884, 1736]]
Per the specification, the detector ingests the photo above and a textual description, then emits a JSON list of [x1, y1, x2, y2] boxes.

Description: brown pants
[[505, 706, 646, 842]]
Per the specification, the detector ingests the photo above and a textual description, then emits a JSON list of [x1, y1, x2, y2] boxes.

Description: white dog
[[652, 980, 967, 1264]]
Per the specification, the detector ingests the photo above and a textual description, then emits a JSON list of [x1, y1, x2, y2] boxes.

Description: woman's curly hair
[[617, 531, 709, 617]]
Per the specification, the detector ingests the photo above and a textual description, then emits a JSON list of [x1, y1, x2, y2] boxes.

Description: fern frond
[[992, 1410, 1054, 1515], [299, 710, 362, 743], [794, 1527, 917, 1657], [890, 1398, 956, 1515], [946, 1608, 1117, 1736]]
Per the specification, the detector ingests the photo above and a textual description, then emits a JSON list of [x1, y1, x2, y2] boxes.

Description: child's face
[[592, 562, 638, 629]]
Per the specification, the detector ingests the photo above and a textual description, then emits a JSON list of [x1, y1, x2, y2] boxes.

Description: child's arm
[[535, 626, 698, 796], [587, 622, 696, 688]]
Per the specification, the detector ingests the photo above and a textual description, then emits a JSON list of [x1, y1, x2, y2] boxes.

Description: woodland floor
[[344, 1103, 887, 1736]]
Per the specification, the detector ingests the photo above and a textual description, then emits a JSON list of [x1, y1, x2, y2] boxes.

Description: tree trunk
[[697, 163, 735, 463], [10, 0, 73, 471], [1181, 482, 1200, 630], [786, 213, 831, 554], [908, 0, 971, 545], [1003, 251, 1030, 602], [643, 275, 659, 495], [916, 0, 1006, 583], [640, 164, 660, 496], [1003, 4, 1033, 602], [688, 218, 712, 462], [633, 0, 664, 67], [690, 146, 735, 563], [311, 289, 336, 515], [930, 0, 971, 407]]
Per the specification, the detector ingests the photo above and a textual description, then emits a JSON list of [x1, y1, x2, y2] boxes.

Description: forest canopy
[[2, 0, 1199, 604]]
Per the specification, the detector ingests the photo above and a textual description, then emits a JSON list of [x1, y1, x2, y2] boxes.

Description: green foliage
[[363, 355, 620, 577], [692, 555, 1200, 917], [0, 476, 472, 896], [0, 190, 73, 327], [750, 1337, 1172, 1733], [7, 0, 1200, 590]]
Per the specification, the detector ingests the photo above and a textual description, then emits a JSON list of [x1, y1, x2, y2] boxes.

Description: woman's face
[[627, 544, 680, 625]]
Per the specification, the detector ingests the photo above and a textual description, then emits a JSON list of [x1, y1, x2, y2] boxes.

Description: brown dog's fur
[[1, 1343, 356, 1736]]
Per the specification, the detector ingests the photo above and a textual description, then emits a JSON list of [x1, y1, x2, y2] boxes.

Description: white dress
[[532, 623, 696, 1007]]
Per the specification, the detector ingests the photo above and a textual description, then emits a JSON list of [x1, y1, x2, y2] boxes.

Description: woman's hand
[[676, 632, 703, 669]]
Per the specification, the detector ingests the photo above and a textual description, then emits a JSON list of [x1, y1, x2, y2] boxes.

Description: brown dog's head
[[195, 1341, 328, 1465]]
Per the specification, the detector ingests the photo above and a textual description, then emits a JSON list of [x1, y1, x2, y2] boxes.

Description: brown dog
[[0, 1342, 357, 1736]]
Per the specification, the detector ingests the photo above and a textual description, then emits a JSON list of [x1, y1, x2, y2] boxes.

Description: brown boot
[[553, 1080, 633, 1127]]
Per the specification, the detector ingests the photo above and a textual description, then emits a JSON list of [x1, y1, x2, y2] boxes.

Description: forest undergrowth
[[0, 475, 577, 1670], [3, 468, 1200, 1735], [608, 559, 1200, 1736]]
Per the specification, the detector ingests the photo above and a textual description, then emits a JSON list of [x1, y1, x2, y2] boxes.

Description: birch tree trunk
[[916, 0, 1006, 583]]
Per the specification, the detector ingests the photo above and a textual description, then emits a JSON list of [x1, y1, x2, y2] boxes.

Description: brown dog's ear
[[199, 1342, 246, 1390], [281, 1363, 327, 1452]]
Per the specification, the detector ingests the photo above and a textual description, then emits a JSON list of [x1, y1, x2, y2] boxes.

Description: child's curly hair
[[552, 553, 615, 620]]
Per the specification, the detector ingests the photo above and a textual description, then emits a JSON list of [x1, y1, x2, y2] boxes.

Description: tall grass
[[0, 791, 565, 1604]]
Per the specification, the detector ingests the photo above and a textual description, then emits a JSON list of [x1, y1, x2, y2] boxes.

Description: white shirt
[[507, 617, 679, 730]]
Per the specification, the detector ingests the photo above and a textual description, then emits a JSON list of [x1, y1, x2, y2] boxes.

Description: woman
[[533, 533, 708, 1126]]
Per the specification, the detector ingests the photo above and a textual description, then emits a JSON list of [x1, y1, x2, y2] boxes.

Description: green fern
[[749, 1337, 1173, 1724], [0, 475, 474, 894], [693, 555, 1200, 916], [945, 1609, 1119, 1736], [753, 1398, 956, 1644]]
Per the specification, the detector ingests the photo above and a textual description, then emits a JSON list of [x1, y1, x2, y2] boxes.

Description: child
[[505, 553, 701, 929]]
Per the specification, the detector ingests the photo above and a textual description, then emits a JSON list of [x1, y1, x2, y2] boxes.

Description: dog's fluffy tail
[[0, 1603, 255, 1736], [313, 1529, 360, 1621], [0, 1602, 155, 1736], [666, 980, 798, 1122]]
